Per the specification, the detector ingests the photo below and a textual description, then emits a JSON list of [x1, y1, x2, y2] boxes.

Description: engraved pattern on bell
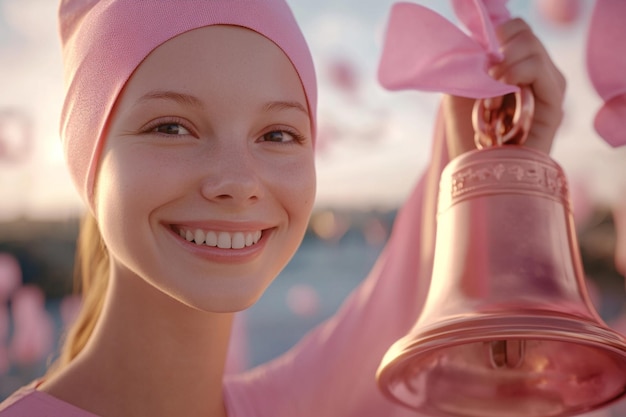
[[442, 147, 570, 212]]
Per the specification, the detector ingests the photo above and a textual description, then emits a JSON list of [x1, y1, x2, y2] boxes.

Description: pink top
[[0, 382, 99, 417]]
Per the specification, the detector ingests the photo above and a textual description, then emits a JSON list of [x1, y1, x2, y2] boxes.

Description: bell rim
[[379, 312, 626, 374], [377, 312, 626, 416]]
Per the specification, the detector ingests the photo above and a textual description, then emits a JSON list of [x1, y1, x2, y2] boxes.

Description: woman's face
[[94, 26, 316, 312]]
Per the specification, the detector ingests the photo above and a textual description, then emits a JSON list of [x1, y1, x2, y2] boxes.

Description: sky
[[0, 0, 624, 220]]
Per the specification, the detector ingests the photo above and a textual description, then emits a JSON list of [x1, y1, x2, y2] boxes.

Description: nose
[[199, 146, 263, 205]]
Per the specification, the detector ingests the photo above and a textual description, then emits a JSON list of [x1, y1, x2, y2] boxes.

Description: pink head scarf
[[58, 0, 317, 208]]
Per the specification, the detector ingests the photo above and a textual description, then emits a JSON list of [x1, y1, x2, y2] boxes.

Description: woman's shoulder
[[0, 381, 99, 417]]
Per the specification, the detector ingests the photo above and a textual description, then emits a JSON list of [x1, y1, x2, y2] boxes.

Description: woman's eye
[[262, 130, 301, 143], [151, 122, 191, 136]]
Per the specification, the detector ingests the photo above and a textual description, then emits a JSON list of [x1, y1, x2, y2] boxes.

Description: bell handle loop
[[472, 87, 535, 149]]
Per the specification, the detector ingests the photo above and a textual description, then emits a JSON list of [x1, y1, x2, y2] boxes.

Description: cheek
[[93, 153, 146, 264], [279, 156, 317, 226], [262, 157, 315, 280], [95, 152, 151, 221], [95, 147, 187, 215], [93, 149, 183, 259]]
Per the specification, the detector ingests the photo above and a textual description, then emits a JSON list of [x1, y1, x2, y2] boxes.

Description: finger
[[492, 54, 562, 102], [494, 18, 533, 47], [493, 18, 565, 92], [489, 19, 566, 154], [491, 20, 565, 105]]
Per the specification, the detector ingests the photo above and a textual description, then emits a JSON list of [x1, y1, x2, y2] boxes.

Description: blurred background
[[1, 0, 626, 412]]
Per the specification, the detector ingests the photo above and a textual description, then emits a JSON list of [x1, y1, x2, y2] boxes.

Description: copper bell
[[377, 89, 626, 417]]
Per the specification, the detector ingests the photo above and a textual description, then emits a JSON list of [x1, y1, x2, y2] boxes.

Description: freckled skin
[[95, 26, 316, 313]]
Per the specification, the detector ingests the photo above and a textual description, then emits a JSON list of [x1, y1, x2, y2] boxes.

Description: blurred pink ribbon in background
[[0, 253, 22, 373], [378, 0, 518, 98], [586, 0, 626, 147], [9, 285, 54, 366]]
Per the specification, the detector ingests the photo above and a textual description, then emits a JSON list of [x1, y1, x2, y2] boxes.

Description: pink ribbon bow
[[378, 0, 518, 98], [586, 0, 626, 147]]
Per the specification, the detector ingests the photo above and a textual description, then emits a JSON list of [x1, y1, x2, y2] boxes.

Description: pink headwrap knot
[[58, 0, 317, 209], [378, 0, 517, 98], [586, 0, 626, 147]]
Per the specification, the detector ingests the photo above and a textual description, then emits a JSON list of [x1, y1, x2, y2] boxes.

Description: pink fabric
[[59, 0, 317, 208], [0, 382, 99, 416], [586, 0, 626, 147], [452, 0, 510, 54], [378, 1, 517, 98]]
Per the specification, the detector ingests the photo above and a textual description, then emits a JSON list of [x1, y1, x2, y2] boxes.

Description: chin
[[171, 285, 268, 314]]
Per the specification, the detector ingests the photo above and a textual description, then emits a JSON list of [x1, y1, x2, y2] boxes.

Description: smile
[[177, 227, 263, 249]]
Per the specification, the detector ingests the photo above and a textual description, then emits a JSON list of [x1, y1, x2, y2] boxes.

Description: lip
[[164, 222, 273, 263]]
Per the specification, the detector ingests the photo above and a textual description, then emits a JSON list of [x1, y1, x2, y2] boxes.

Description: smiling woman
[[0, 1, 320, 416], [94, 25, 316, 315]]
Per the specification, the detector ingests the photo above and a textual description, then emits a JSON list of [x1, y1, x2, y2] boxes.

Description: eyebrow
[[136, 90, 308, 117], [136, 90, 204, 108], [262, 100, 309, 117]]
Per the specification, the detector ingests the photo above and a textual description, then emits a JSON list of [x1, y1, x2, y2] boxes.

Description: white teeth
[[217, 232, 231, 249], [205, 231, 218, 246], [194, 229, 205, 245], [232, 232, 245, 249], [178, 227, 263, 249]]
